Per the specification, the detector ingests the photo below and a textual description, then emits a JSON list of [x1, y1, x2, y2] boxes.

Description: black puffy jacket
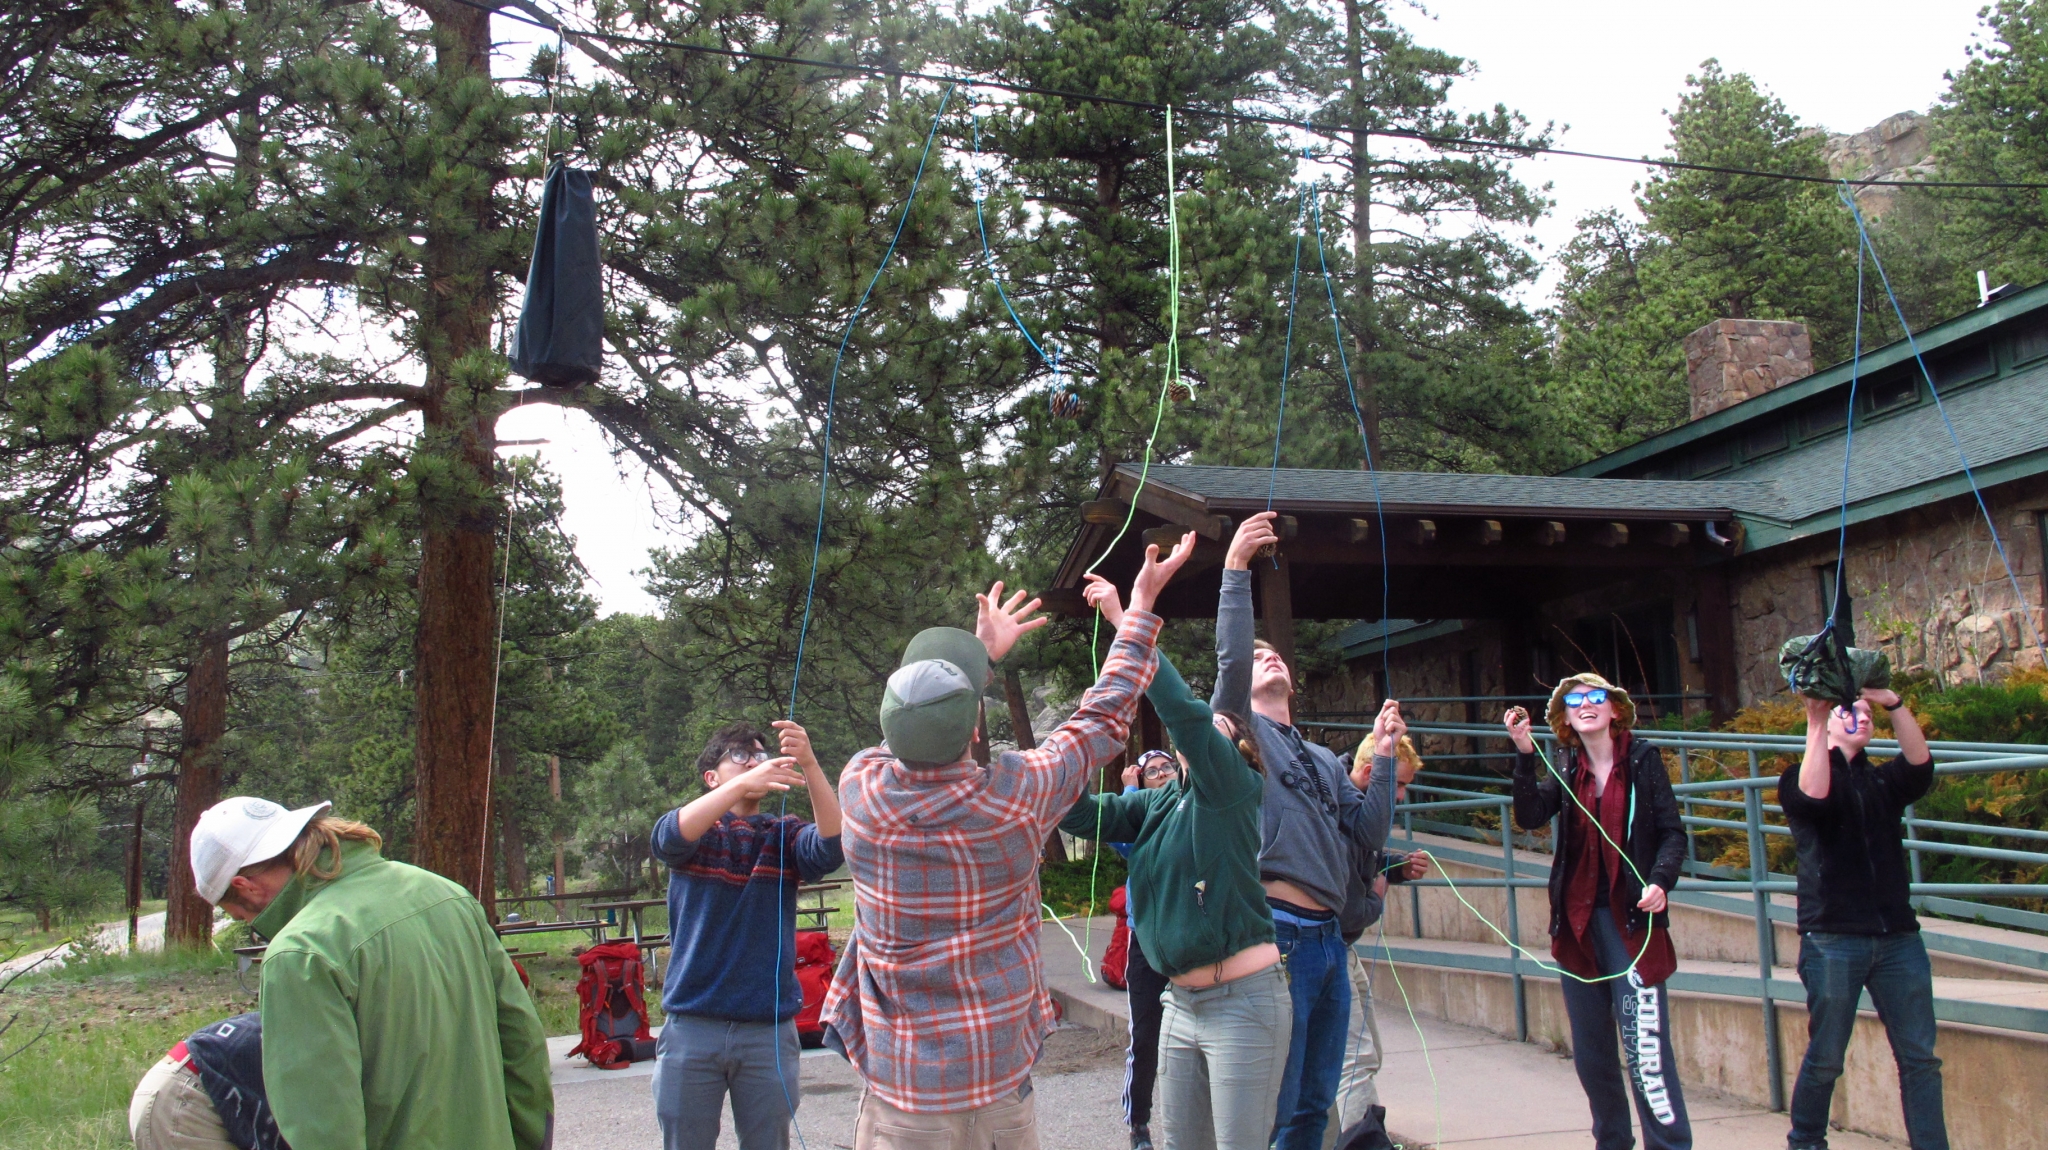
[[1512, 736, 1687, 938]]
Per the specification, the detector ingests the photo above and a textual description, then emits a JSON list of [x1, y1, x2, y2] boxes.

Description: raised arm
[[1059, 788, 1153, 844], [1149, 649, 1260, 806], [1340, 700, 1405, 852], [1794, 696, 1834, 801], [1505, 707, 1563, 830], [1210, 513, 1277, 714], [775, 721, 841, 839]]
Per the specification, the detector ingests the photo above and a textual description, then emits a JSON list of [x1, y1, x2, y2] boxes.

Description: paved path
[[1041, 918, 1896, 1150], [552, 1025, 1130, 1150], [0, 910, 173, 977]]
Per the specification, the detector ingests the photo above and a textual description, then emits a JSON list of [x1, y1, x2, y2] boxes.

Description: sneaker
[[1130, 1124, 1153, 1150]]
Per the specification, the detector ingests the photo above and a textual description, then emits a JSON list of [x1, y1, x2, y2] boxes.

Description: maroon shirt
[[1553, 733, 1677, 986]]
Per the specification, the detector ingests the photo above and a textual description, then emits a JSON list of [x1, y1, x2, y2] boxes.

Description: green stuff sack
[[1779, 628, 1891, 706]]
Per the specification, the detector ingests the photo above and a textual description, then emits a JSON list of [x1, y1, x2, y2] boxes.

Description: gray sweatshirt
[[1212, 568, 1396, 914]]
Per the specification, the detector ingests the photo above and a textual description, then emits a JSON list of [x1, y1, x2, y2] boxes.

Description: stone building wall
[[1727, 477, 2048, 704]]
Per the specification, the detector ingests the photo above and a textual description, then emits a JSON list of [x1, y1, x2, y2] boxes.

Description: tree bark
[[166, 631, 229, 948], [1345, 0, 1381, 464], [410, 0, 504, 910]]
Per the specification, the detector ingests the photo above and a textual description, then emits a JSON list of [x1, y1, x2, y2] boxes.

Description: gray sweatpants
[[1158, 964, 1293, 1150], [652, 1014, 802, 1150], [1331, 947, 1385, 1133]]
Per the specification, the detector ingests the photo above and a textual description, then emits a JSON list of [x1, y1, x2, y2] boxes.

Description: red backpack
[[1101, 884, 1131, 990], [792, 930, 836, 1046], [567, 941, 656, 1069]]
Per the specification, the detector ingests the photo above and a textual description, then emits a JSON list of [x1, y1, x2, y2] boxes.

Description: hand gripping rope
[[778, 85, 956, 1150]]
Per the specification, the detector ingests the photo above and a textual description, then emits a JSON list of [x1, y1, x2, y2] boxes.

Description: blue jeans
[[652, 1014, 800, 1150], [1789, 931, 1948, 1150], [1270, 911, 1350, 1150]]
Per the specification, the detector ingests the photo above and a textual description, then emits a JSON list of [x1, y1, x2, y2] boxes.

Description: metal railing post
[[1679, 746, 1696, 873], [1502, 797, 1526, 1041], [1405, 804, 1422, 938], [1744, 777, 1785, 1111], [1905, 802, 1924, 885]]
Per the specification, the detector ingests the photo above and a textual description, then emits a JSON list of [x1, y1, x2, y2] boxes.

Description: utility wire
[[456, 0, 2048, 192]]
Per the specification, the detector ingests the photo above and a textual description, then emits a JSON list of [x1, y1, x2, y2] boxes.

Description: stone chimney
[[1684, 318, 1814, 420]]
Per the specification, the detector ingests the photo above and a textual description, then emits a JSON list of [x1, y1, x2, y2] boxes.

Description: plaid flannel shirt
[[823, 611, 1162, 1113]]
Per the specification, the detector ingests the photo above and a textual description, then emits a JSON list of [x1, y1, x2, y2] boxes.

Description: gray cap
[[879, 627, 989, 764]]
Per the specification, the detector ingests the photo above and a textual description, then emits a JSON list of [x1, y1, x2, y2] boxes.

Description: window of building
[[1742, 421, 1790, 461], [1863, 371, 1919, 415], [1817, 561, 1853, 637], [1932, 343, 1995, 390], [2011, 321, 2048, 367], [1800, 401, 1848, 441]]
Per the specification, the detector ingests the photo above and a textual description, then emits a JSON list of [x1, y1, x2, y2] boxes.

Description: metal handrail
[[1357, 718, 2048, 1106]]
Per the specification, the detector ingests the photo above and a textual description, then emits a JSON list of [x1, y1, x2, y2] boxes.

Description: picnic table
[[584, 897, 668, 948]]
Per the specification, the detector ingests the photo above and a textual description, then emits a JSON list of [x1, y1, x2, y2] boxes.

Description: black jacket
[[1512, 737, 1686, 938], [184, 1012, 287, 1150], [1778, 747, 1933, 935]]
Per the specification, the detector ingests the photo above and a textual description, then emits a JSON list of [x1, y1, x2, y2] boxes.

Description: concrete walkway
[[1041, 918, 1896, 1150]]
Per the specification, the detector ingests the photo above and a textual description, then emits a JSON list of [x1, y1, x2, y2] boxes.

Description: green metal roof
[[1116, 464, 1786, 519], [1326, 618, 1463, 660], [1564, 279, 2048, 479]]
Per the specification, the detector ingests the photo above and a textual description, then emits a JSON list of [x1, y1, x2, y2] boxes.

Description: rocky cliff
[[1820, 111, 1934, 217]]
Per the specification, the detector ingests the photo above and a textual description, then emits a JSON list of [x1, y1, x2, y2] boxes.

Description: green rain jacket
[[251, 840, 553, 1150]]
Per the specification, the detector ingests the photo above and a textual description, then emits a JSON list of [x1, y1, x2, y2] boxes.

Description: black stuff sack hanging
[[1779, 627, 1892, 708], [508, 163, 602, 386]]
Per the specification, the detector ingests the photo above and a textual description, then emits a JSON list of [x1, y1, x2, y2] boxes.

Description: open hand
[[1503, 706, 1535, 753], [772, 721, 820, 774], [735, 758, 806, 799], [1129, 531, 1198, 616], [1081, 573, 1126, 629], [975, 581, 1047, 665], [1226, 512, 1280, 571], [1637, 883, 1668, 914]]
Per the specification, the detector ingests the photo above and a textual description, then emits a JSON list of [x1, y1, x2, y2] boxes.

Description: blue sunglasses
[[1562, 688, 1610, 708]]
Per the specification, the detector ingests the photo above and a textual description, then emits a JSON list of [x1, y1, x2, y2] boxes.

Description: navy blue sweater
[[650, 809, 844, 1021]]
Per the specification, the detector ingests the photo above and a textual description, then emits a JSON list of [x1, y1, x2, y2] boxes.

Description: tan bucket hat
[[1545, 673, 1636, 747]]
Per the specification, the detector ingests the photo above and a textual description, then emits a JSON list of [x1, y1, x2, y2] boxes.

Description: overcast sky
[[508, 0, 1990, 617]]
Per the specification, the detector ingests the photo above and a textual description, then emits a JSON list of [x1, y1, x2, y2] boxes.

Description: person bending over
[[1211, 511, 1398, 1150], [648, 719, 844, 1150], [1059, 567, 1287, 1150], [1780, 689, 1946, 1150], [1329, 731, 1430, 1150], [130, 1012, 283, 1150], [189, 798, 552, 1150], [1507, 675, 1690, 1150], [823, 537, 1191, 1150], [1111, 748, 1179, 1150]]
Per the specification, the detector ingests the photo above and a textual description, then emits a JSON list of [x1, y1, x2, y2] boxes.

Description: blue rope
[[1836, 187, 2048, 660], [776, 86, 954, 1150], [1310, 192, 1393, 684], [787, 85, 956, 719], [971, 115, 1059, 373]]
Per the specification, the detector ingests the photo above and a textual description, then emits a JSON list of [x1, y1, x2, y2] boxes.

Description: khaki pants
[[129, 1055, 236, 1150], [851, 1083, 1038, 1150]]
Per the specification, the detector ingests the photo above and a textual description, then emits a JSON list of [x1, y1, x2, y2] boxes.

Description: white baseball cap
[[190, 797, 332, 904]]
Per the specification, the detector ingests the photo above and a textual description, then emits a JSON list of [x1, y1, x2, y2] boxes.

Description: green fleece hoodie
[[252, 841, 553, 1150], [1060, 649, 1271, 978]]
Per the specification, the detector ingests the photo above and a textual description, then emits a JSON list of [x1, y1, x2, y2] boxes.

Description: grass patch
[[0, 945, 254, 1150], [1040, 852, 1127, 918]]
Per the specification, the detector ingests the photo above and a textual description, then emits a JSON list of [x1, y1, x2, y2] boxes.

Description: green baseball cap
[[879, 627, 989, 764]]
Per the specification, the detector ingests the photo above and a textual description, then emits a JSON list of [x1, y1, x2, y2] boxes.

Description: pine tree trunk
[[1345, 0, 1381, 464], [410, 0, 503, 914], [166, 631, 229, 948]]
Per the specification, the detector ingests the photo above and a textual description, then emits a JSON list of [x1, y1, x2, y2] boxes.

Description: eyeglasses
[[1562, 688, 1610, 708], [1137, 751, 1175, 776], [726, 747, 771, 767]]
